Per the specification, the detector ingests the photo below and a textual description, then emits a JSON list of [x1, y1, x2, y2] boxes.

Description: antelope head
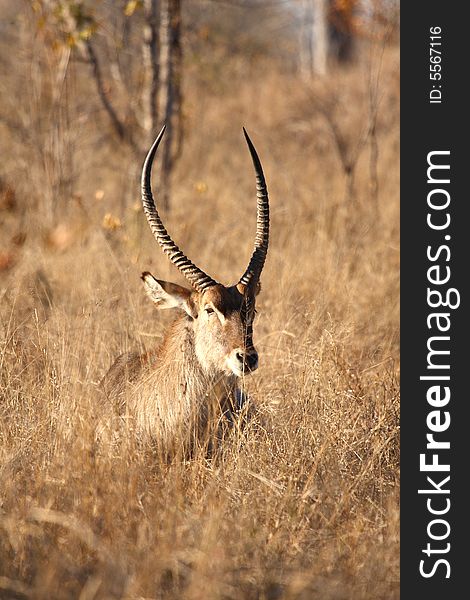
[[140, 127, 269, 377]]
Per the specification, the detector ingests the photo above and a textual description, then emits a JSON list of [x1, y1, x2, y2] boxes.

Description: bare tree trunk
[[329, 0, 356, 64], [171, 0, 183, 160], [312, 0, 328, 75], [85, 38, 140, 155], [142, 0, 160, 143], [75, 0, 182, 209], [301, 0, 358, 78], [299, 0, 313, 79], [158, 0, 171, 210], [158, 0, 183, 210], [85, 39, 126, 143]]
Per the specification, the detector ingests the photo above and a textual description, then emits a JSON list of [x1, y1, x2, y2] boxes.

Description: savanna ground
[[0, 5, 399, 599]]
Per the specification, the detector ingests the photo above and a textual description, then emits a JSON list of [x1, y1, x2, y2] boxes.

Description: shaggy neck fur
[[127, 314, 239, 449]]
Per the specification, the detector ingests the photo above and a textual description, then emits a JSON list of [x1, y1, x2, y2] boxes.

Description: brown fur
[[101, 282, 259, 454]]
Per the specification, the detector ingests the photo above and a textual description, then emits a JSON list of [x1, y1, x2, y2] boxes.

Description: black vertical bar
[[401, 3, 467, 598]]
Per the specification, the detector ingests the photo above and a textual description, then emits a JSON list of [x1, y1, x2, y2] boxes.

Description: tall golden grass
[[1, 25, 399, 599]]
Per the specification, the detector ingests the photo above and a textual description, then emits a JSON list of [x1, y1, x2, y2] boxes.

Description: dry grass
[[0, 19, 399, 599]]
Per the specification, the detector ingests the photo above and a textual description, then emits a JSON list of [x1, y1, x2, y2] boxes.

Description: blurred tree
[[142, 0, 160, 140], [298, 0, 399, 76], [329, 0, 356, 63], [313, 0, 327, 74], [158, 0, 183, 208], [300, 0, 358, 76], [31, 0, 184, 209]]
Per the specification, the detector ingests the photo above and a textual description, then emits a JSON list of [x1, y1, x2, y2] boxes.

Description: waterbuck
[[102, 126, 270, 453]]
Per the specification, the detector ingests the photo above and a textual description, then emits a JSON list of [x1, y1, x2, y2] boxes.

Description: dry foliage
[[0, 10, 399, 598]]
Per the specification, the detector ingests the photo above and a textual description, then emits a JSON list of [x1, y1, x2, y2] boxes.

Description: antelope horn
[[239, 128, 270, 287], [141, 126, 218, 292]]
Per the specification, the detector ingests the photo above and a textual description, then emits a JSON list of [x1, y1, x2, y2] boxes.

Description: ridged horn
[[141, 126, 218, 292], [239, 128, 270, 287]]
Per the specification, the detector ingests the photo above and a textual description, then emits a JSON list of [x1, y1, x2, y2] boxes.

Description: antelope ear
[[141, 272, 198, 318], [237, 280, 261, 297]]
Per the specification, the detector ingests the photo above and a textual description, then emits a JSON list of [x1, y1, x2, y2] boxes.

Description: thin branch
[[158, 0, 183, 209], [85, 38, 137, 152], [142, 0, 160, 140], [148, 0, 160, 133]]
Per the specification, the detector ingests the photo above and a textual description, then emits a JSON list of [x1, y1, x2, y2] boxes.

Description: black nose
[[236, 350, 258, 371], [247, 351, 258, 370]]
